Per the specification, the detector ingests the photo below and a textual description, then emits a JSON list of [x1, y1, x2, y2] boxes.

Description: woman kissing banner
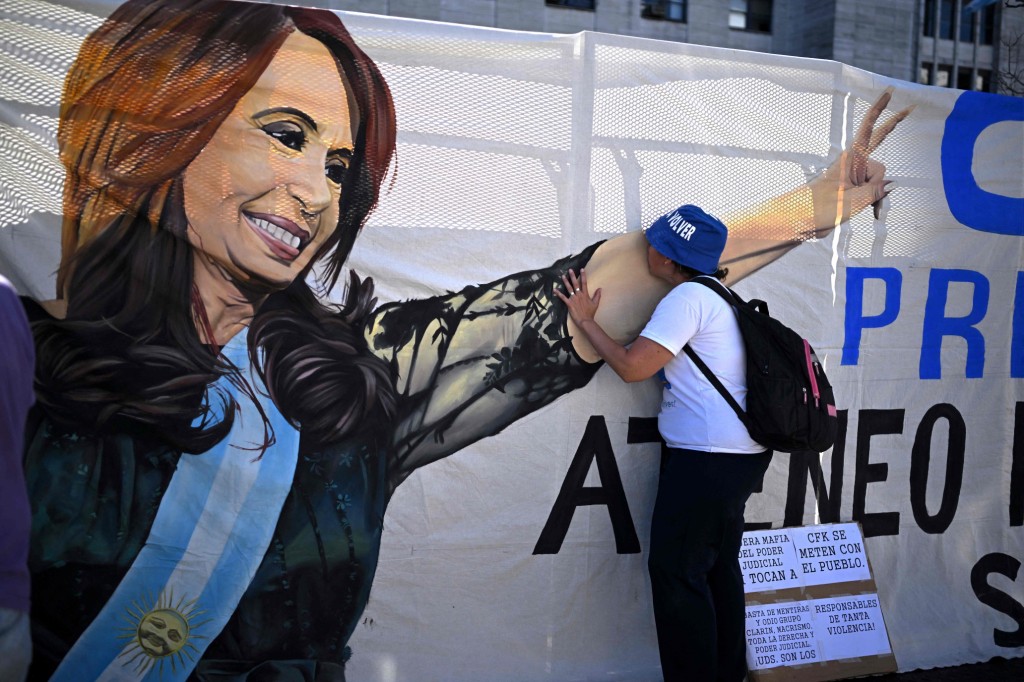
[[0, 0, 1021, 680]]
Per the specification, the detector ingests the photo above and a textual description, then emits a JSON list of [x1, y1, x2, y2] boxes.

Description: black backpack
[[682, 276, 838, 453]]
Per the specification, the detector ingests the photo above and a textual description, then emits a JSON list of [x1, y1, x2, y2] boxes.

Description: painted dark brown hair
[[35, 0, 397, 451]]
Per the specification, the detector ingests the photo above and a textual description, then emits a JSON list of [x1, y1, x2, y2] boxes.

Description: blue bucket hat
[[644, 204, 728, 275]]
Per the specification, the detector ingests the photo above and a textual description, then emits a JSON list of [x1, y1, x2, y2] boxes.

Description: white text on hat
[[667, 212, 697, 240]]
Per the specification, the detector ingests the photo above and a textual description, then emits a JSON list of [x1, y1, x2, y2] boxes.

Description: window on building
[[921, 63, 990, 91], [958, 67, 992, 91], [642, 0, 686, 22], [919, 62, 932, 85], [925, 0, 994, 43], [924, 0, 957, 38], [957, 66, 974, 89], [939, 0, 955, 40], [975, 69, 991, 92], [979, 5, 995, 45], [959, 5, 975, 42], [546, 0, 596, 8], [729, 0, 772, 32]]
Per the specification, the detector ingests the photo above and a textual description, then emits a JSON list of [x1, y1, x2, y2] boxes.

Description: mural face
[[183, 31, 353, 291]]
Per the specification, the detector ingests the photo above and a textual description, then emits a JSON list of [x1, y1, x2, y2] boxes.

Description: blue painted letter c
[[941, 91, 1024, 236]]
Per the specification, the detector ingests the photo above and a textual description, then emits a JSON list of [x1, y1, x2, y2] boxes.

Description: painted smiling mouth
[[248, 214, 306, 249]]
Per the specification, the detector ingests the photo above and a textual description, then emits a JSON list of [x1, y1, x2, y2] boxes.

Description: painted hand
[[813, 86, 915, 225]]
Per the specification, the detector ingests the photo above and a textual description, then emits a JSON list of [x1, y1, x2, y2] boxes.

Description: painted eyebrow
[[255, 107, 354, 155], [254, 106, 318, 130]]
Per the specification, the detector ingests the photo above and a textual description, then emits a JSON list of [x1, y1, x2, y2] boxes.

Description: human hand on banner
[[562, 234, 673, 363], [556, 268, 601, 328], [811, 86, 915, 226]]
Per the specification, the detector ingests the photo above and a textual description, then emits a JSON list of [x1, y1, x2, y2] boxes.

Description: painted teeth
[[251, 216, 301, 249]]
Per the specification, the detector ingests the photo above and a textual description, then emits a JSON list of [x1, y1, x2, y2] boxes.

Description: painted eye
[[263, 120, 305, 151], [325, 157, 348, 185]]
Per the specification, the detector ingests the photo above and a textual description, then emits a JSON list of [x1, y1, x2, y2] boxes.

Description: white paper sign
[[746, 594, 891, 670], [743, 523, 872, 593]]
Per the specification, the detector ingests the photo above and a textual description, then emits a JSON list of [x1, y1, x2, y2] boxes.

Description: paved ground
[[871, 656, 1024, 681]]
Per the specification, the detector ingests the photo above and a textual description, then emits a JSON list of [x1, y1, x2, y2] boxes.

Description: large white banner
[[1, 1, 1022, 680]]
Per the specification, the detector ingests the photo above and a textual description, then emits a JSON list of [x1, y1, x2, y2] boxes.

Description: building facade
[[320, 0, 1023, 95]]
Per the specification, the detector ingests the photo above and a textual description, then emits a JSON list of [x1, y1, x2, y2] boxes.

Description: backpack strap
[[681, 276, 754, 429], [682, 344, 751, 428], [689, 275, 769, 316]]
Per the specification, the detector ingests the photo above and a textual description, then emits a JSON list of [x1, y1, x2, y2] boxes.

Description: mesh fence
[[0, 0, 936, 284]]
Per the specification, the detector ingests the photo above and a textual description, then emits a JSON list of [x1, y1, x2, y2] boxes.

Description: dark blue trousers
[[648, 447, 772, 682]]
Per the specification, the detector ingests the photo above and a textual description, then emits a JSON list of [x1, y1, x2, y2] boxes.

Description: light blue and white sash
[[52, 329, 299, 681]]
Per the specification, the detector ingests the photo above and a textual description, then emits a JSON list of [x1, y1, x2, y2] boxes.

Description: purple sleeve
[[0, 276, 35, 613]]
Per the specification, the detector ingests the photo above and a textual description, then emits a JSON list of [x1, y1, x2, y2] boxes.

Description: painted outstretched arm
[[359, 89, 912, 476], [568, 87, 913, 363], [720, 87, 912, 279], [365, 244, 603, 490]]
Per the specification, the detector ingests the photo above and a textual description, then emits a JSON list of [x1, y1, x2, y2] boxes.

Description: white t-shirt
[[639, 279, 765, 454]]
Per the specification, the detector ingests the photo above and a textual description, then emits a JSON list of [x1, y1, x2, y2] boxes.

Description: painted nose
[[289, 154, 333, 218]]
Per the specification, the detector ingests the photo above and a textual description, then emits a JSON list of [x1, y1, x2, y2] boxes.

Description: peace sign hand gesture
[[815, 86, 914, 223]]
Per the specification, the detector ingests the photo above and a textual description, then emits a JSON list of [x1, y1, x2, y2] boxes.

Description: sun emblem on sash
[[117, 591, 209, 674]]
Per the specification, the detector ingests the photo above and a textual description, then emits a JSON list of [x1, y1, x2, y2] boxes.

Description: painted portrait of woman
[[19, 0, 908, 679]]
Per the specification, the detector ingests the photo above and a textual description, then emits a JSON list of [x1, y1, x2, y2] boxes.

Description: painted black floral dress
[[23, 243, 602, 681]]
